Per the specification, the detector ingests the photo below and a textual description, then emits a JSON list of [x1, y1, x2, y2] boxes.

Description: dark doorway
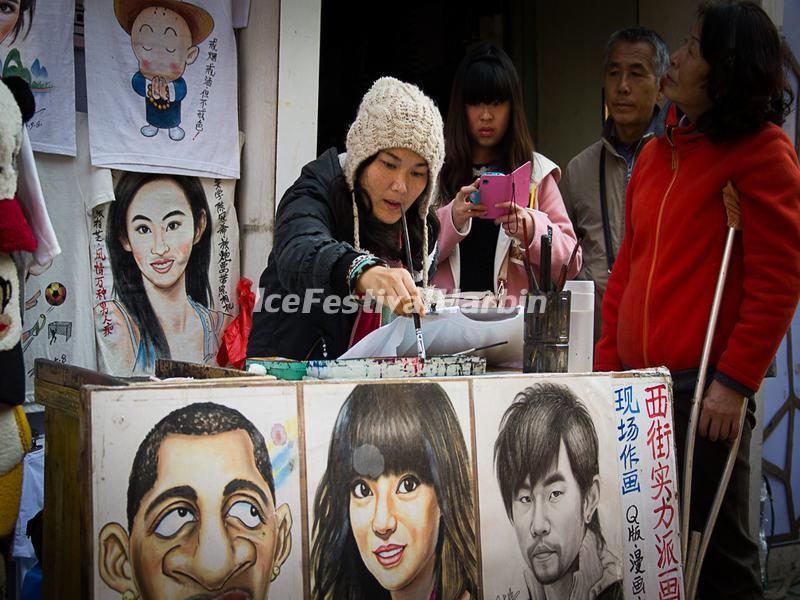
[[316, 1, 530, 156]]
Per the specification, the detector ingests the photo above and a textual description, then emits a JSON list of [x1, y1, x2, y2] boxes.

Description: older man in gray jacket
[[561, 26, 668, 344]]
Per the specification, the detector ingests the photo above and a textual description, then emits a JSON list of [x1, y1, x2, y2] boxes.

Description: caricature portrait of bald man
[[98, 402, 292, 600]]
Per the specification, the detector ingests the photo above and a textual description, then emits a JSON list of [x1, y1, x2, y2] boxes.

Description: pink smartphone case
[[477, 160, 532, 220]]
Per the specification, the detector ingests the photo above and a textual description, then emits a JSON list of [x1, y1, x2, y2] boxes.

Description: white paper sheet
[[340, 306, 523, 367]]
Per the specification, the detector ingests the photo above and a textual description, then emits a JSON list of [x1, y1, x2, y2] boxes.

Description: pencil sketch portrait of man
[[494, 383, 623, 600]]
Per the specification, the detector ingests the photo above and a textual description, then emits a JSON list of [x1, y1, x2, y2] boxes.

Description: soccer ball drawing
[[45, 282, 66, 306]]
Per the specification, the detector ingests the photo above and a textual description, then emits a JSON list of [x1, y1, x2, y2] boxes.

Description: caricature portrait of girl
[[0, 0, 35, 46], [311, 382, 477, 600], [100, 171, 227, 374]]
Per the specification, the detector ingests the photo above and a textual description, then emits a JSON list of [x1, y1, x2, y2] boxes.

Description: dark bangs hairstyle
[[330, 156, 440, 274], [696, 0, 793, 143], [107, 172, 212, 363], [494, 383, 604, 545], [440, 42, 534, 202], [310, 383, 477, 600]]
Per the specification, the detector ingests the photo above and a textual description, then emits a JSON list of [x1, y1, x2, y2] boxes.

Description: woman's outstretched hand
[[355, 265, 426, 317], [451, 178, 486, 230]]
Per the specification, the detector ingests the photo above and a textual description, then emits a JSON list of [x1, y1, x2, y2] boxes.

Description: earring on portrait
[[271, 565, 281, 581], [122, 591, 136, 600]]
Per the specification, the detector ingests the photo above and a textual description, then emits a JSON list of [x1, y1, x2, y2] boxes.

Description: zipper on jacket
[[642, 137, 678, 365], [304, 335, 328, 360], [627, 132, 653, 184]]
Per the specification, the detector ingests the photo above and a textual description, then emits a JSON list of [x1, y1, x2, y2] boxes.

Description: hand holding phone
[[471, 161, 532, 219], [452, 178, 484, 230]]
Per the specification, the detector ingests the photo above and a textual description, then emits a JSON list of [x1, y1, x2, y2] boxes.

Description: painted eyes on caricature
[[396, 474, 420, 494], [133, 221, 182, 235], [226, 500, 265, 529], [0, 2, 18, 15], [351, 474, 422, 499], [138, 24, 153, 51], [151, 501, 264, 538], [352, 480, 371, 499], [515, 489, 564, 505], [516, 488, 564, 504], [164, 26, 177, 53], [154, 506, 197, 538]]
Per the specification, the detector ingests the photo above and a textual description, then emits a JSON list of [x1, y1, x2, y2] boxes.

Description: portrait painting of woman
[[98, 171, 228, 374], [310, 382, 477, 600]]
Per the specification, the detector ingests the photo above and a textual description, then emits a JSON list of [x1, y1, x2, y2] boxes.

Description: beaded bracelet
[[347, 253, 386, 295]]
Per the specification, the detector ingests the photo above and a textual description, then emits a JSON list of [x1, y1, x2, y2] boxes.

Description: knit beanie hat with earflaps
[[344, 76, 444, 287]]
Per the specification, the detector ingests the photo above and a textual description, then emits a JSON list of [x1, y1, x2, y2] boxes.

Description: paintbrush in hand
[[400, 207, 426, 360]]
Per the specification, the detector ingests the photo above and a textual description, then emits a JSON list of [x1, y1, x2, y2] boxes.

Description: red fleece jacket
[[595, 108, 800, 394]]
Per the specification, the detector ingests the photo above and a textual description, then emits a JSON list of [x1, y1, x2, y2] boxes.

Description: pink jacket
[[432, 153, 581, 303]]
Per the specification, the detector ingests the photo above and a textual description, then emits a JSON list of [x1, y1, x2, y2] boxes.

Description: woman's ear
[[120, 234, 132, 252], [272, 503, 293, 572], [193, 210, 207, 245], [583, 475, 601, 525], [98, 522, 137, 596]]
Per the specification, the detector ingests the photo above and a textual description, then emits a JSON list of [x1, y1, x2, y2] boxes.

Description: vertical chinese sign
[[614, 380, 685, 599]]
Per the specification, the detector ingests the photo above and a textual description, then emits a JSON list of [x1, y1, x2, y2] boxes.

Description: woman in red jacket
[[595, 2, 799, 597]]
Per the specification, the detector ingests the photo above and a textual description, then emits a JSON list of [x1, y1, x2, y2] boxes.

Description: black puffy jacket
[[247, 148, 363, 360]]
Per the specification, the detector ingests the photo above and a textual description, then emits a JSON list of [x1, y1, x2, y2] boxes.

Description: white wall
[[236, 0, 281, 284], [236, 0, 321, 285], [274, 0, 321, 206]]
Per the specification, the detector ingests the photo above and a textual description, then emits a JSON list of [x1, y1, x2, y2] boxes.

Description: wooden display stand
[[34, 359, 681, 600], [33, 359, 249, 600]]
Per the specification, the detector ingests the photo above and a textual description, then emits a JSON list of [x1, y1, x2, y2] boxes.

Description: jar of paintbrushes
[[520, 224, 581, 373]]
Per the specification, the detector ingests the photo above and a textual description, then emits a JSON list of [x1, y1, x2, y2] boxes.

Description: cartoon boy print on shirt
[[114, 0, 214, 141]]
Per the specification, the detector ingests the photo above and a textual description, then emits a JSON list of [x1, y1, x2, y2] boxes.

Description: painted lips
[[374, 543, 406, 567], [150, 258, 175, 274], [478, 128, 494, 137]]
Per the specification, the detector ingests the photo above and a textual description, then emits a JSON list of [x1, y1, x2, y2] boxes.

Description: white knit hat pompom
[[344, 76, 444, 287]]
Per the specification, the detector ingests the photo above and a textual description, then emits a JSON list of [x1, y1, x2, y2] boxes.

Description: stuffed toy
[[0, 75, 37, 588]]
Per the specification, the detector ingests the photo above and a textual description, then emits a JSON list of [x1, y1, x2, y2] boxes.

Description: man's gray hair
[[603, 26, 670, 79]]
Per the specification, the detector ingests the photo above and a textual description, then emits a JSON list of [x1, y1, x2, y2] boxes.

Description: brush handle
[[413, 313, 426, 360], [401, 208, 426, 360]]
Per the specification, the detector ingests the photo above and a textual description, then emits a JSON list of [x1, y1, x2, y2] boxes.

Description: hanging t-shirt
[[21, 113, 112, 402], [84, 0, 240, 179], [232, 0, 251, 27], [91, 168, 240, 376], [4, 0, 77, 156], [17, 130, 60, 269]]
